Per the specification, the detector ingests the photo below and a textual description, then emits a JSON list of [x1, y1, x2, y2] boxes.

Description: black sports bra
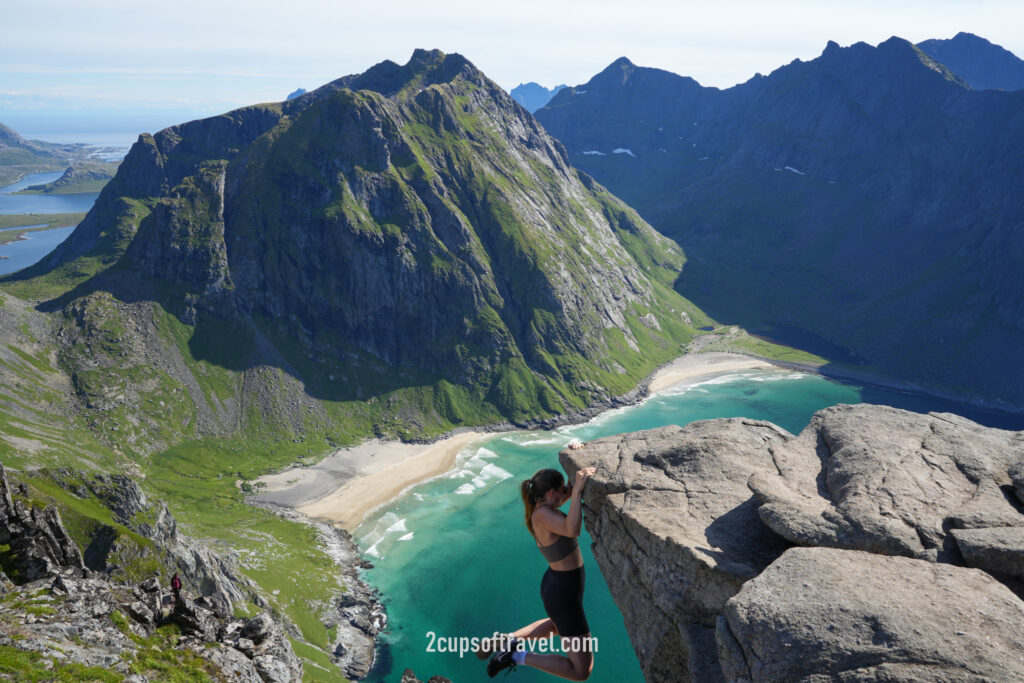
[[537, 534, 579, 562]]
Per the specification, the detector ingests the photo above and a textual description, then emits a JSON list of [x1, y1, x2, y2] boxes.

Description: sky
[[3, 0, 1023, 136]]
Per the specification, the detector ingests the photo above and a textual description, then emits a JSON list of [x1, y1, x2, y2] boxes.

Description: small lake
[[0, 171, 102, 215], [0, 169, 103, 276], [0, 226, 75, 276]]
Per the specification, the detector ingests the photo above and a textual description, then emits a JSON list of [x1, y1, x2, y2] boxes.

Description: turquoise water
[[355, 369, 1022, 682]]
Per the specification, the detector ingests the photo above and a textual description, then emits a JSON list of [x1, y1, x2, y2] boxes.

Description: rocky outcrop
[[50, 467, 259, 611], [252, 502, 385, 680], [717, 547, 1024, 682], [0, 464, 86, 582], [0, 465, 302, 682], [3, 462, 383, 681], [561, 404, 1024, 682], [556, 421, 791, 681], [400, 669, 453, 683], [747, 406, 1024, 562], [0, 573, 303, 682], [951, 526, 1024, 582]]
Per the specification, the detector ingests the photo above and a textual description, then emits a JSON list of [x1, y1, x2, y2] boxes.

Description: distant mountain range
[[537, 36, 1024, 411], [917, 32, 1024, 91], [510, 82, 567, 112]]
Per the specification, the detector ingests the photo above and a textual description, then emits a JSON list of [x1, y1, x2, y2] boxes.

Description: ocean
[[353, 368, 1023, 682]]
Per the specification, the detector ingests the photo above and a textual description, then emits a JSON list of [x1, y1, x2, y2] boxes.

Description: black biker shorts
[[540, 566, 590, 638]]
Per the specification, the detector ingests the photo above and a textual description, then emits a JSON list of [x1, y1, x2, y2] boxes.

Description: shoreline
[[252, 431, 490, 532], [249, 350, 1022, 536], [248, 352, 784, 532], [646, 353, 773, 394]]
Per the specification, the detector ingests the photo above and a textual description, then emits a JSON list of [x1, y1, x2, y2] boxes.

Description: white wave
[[749, 372, 808, 382], [398, 532, 414, 542], [385, 518, 408, 535], [480, 463, 513, 481], [454, 482, 477, 495], [357, 512, 403, 547], [510, 436, 560, 446], [582, 150, 606, 156], [580, 402, 634, 428], [612, 148, 636, 157], [784, 166, 806, 175]]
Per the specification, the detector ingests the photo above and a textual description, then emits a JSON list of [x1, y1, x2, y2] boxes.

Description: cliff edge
[[561, 404, 1024, 682]]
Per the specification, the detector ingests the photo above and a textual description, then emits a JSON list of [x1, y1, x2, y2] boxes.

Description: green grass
[[692, 328, 831, 366], [292, 637, 349, 683], [16, 180, 110, 195], [0, 645, 123, 682], [15, 161, 117, 195], [0, 213, 85, 244], [15, 472, 163, 582], [122, 622, 221, 682], [143, 437, 350, 653]]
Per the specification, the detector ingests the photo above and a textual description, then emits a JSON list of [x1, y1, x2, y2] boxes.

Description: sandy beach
[[647, 352, 773, 394], [252, 431, 488, 531], [253, 352, 781, 532]]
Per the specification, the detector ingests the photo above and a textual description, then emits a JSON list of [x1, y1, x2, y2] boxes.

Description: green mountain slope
[[1, 48, 715, 455]]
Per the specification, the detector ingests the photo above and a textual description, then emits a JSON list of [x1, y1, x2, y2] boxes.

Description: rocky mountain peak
[[306, 49, 485, 103], [918, 31, 1024, 91], [6, 49, 699, 435], [536, 34, 1024, 411]]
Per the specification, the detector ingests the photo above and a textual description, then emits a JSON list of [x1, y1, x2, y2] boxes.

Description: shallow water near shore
[[354, 368, 1022, 682]]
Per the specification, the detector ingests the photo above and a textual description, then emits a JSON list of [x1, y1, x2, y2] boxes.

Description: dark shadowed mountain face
[[510, 82, 568, 113], [918, 32, 1024, 91], [537, 37, 1024, 411], [4, 49, 702, 432]]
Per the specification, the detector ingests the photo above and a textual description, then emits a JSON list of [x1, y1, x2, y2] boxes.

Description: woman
[[484, 462, 597, 679]]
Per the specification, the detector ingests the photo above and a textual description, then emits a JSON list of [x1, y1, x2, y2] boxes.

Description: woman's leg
[[475, 618, 557, 659], [512, 617, 558, 640], [521, 636, 594, 681]]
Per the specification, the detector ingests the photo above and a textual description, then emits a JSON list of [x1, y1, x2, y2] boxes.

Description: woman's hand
[[572, 467, 596, 497]]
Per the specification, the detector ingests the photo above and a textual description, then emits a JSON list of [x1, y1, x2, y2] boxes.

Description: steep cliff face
[[5, 49, 704, 442], [562, 404, 1024, 681], [537, 37, 1024, 411]]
